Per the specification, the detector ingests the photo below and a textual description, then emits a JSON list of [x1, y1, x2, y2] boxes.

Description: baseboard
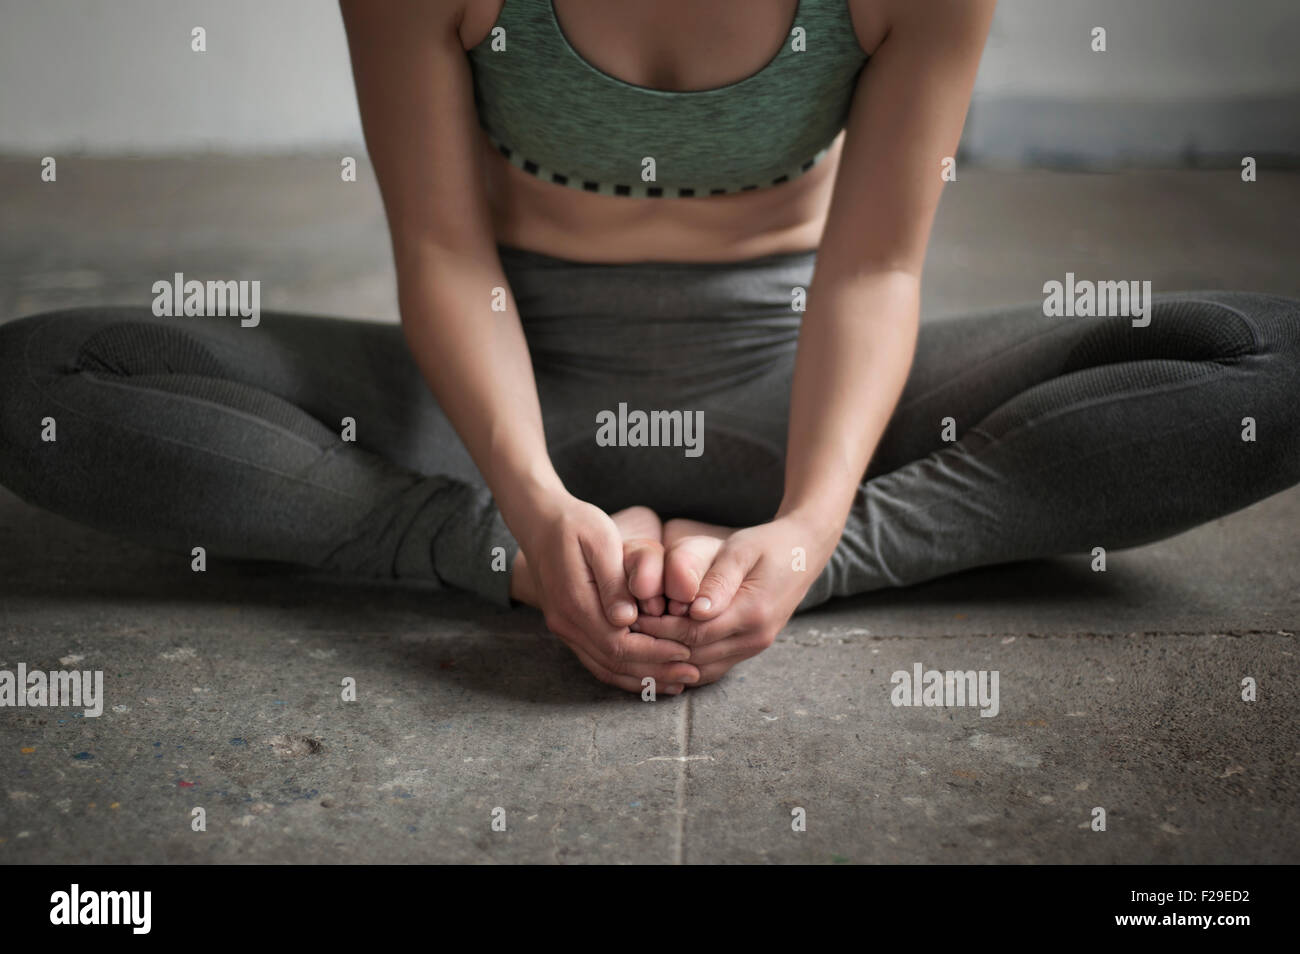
[[961, 94, 1300, 168]]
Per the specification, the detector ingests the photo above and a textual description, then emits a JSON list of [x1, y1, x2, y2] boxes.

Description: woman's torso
[[458, 0, 889, 263]]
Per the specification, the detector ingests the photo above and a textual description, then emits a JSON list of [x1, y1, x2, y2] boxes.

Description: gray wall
[[1, 0, 1297, 162], [970, 0, 1300, 164]]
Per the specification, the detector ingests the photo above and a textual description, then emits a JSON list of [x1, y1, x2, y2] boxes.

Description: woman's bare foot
[[661, 518, 736, 616], [510, 505, 667, 614]]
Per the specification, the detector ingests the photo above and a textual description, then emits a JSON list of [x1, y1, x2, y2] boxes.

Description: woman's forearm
[[396, 240, 566, 542], [777, 270, 921, 546]]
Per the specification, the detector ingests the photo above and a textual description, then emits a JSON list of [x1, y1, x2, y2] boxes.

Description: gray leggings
[[2, 244, 1299, 611]]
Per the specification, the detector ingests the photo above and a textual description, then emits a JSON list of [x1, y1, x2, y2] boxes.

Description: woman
[[1, 0, 1297, 695]]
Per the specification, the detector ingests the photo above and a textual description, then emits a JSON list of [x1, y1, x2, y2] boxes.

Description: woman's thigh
[[865, 290, 1284, 479], [0, 305, 483, 486]]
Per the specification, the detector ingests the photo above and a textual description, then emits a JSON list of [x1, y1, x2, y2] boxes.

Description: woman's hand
[[633, 514, 839, 685], [511, 500, 700, 694]]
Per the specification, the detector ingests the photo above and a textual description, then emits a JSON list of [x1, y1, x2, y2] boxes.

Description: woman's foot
[[509, 505, 667, 613], [661, 518, 736, 616]]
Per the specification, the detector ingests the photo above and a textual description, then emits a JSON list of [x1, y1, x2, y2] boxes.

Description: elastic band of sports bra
[[488, 131, 832, 199]]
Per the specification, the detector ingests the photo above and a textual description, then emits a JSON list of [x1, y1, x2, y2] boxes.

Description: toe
[[640, 595, 667, 617], [624, 539, 665, 602], [663, 535, 722, 604]]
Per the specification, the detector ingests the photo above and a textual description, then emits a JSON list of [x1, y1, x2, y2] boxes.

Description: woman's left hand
[[631, 514, 838, 684]]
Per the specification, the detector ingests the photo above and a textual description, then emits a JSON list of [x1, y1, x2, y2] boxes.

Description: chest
[[462, 0, 883, 90]]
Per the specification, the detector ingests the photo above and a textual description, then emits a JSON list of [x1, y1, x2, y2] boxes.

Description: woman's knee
[[0, 307, 168, 478], [0, 308, 83, 417], [1, 306, 230, 398], [0, 309, 82, 495], [1185, 290, 1300, 358], [1134, 291, 1300, 414], [1, 306, 134, 381], [1212, 291, 1300, 402], [1204, 291, 1300, 485]]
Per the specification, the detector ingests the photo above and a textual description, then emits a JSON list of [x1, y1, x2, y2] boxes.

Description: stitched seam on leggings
[[27, 368, 367, 504], [849, 411, 1253, 559], [24, 315, 333, 455], [894, 315, 1083, 413], [960, 362, 1230, 454], [895, 296, 1259, 414], [80, 369, 331, 454], [873, 398, 1248, 528], [320, 488, 423, 580]]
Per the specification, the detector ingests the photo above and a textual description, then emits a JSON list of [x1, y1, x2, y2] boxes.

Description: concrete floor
[[0, 159, 1297, 863]]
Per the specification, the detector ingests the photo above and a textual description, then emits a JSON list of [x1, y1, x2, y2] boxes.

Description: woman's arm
[[779, 0, 998, 540], [339, 1, 699, 690], [340, 0, 552, 526], [634, 0, 998, 679]]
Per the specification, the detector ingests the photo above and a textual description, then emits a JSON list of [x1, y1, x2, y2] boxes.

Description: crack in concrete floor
[[672, 694, 692, 865]]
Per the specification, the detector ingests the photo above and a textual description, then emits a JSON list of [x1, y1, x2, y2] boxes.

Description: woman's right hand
[[511, 495, 701, 694]]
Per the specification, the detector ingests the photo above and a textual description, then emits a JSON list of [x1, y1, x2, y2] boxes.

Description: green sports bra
[[466, 0, 870, 198]]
